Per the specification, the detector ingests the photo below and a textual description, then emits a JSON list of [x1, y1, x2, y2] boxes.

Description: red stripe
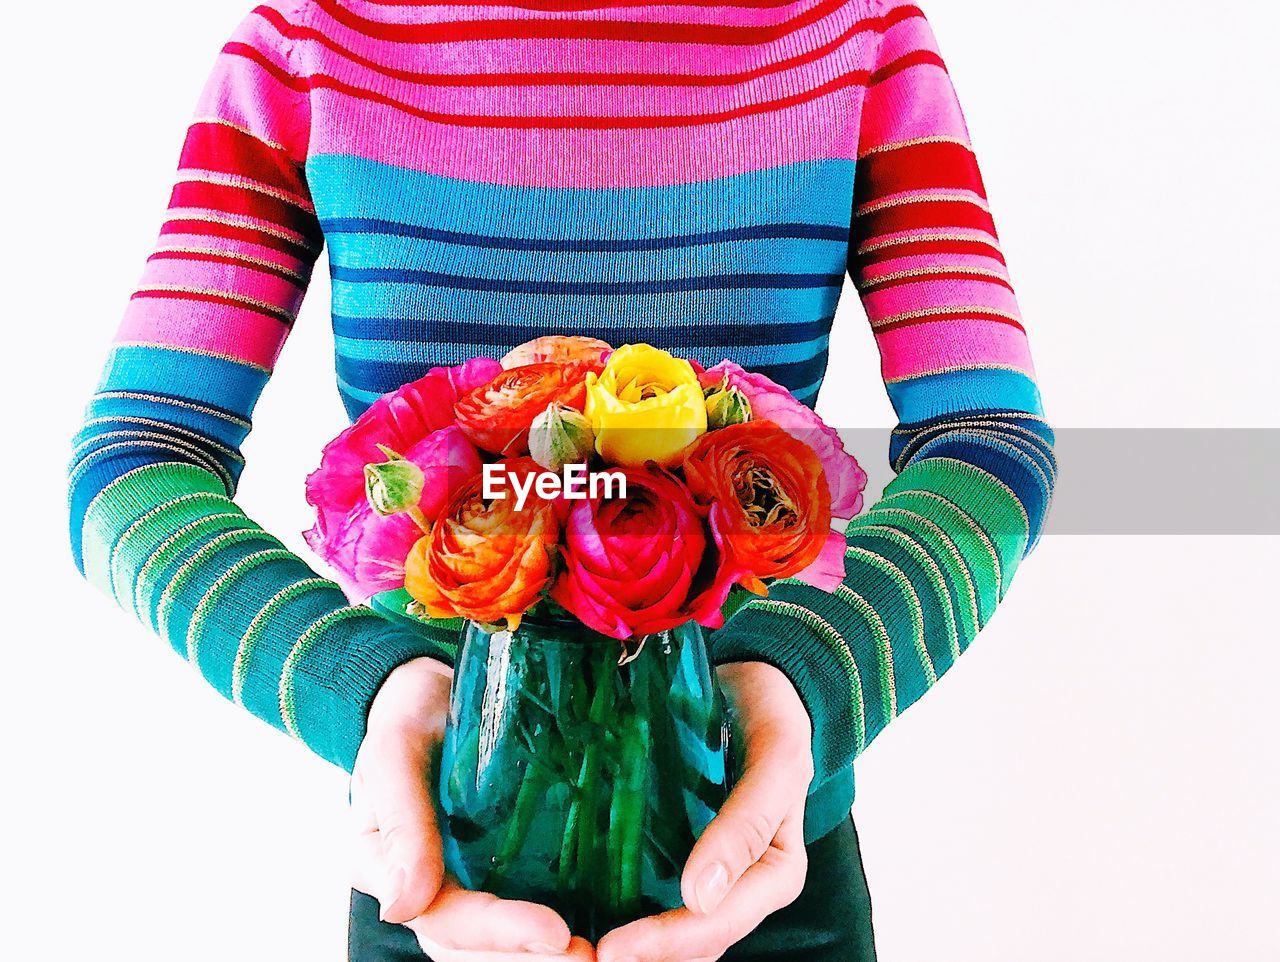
[[168, 181, 321, 243], [309, 0, 848, 45], [857, 141, 988, 203], [356, 0, 811, 8], [147, 249, 309, 286], [874, 310, 1025, 335], [179, 121, 309, 197], [253, 4, 894, 88], [857, 237, 1007, 267], [131, 289, 296, 325], [159, 217, 318, 262], [859, 200, 997, 238], [230, 42, 868, 129], [861, 269, 1014, 294], [870, 48, 946, 85]]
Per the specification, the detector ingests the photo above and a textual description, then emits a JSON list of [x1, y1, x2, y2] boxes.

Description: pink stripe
[[312, 43, 859, 116], [194, 49, 309, 161], [862, 279, 1020, 320], [138, 259, 303, 307], [115, 300, 289, 370], [877, 320, 1034, 382], [297, 6, 870, 75], [311, 1, 819, 28], [311, 86, 861, 186], [862, 251, 1011, 282]]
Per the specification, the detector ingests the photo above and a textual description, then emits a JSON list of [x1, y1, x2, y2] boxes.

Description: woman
[[68, 1, 1054, 959]]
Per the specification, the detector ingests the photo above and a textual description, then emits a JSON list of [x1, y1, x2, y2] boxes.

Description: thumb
[[680, 754, 795, 917]]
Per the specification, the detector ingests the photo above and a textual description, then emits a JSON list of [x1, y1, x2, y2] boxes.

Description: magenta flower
[[699, 361, 868, 519], [303, 358, 499, 600], [305, 426, 482, 601], [550, 466, 738, 640]]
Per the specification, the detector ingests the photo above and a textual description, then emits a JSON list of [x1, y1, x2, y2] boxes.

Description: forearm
[[66, 1, 457, 771], [712, 0, 1056, 834]]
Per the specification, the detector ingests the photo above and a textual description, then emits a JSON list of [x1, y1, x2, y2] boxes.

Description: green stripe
[[849, 509, 979, 644], [832, 587, 897, 723], [133, 516, 259, 623], [232, 578, 336, 708], [186, 549, 300, 667], [844, 547, 937, 685], [156, 529, 283, 640], [110, 496, 241, 601]]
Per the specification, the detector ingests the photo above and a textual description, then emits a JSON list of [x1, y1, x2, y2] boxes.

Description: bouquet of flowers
[[304, 335, 866, 936]]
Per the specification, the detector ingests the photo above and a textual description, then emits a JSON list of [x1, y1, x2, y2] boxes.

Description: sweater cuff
[[711, 604, 862, 818], [287, 608, 461, 772]]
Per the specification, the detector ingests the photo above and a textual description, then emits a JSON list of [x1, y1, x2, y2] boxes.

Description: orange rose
[[404, 459, 559, 628], [500, 335, 612, 369], [454, 362, 600, 456], [681, 421, 833, 594]]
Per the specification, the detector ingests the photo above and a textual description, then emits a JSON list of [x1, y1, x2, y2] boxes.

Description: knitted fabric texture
[[68, 0, 1055, 840]]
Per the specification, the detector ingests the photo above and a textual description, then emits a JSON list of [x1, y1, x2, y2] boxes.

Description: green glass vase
[[439, 617, 731, 940]]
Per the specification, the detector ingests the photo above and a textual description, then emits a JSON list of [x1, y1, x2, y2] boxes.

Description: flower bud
[[704, 379, 752, 430], [364, 455, 425, 516], [528, 403, 595, 472]]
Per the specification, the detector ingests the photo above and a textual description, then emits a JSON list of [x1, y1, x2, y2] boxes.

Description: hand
[[351, 657, 594, 961], [597, 662, 813, 962]]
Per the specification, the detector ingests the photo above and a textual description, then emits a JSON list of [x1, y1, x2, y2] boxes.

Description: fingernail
[[378, 866, 405, 920], [524, 941, 565, 956], [523, 942, 564, 955], [694, 861, 730, 914]]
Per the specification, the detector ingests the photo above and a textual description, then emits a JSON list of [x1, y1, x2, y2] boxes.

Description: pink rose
[[303, 358, 499, 600], [699, 361, 868, 518], [305, 358, 499, 542], [305, 426, 482, 601], [551, 466, 737, 640]]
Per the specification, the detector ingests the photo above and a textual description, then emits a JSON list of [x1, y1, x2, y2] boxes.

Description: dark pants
[[349, 818, 876, 961]]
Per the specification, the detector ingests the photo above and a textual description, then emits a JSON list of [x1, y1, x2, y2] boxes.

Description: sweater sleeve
[[712, 0, 1056, 818], [67, 2, 458, 772]]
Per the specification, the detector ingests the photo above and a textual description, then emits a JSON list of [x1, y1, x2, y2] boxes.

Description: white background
[[3, 1, 1278, 959]]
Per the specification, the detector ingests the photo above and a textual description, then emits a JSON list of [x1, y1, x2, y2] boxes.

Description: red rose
[[550, 465, 736, 639]]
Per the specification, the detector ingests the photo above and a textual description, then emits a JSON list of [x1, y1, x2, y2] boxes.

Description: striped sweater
[[69, 0, 1055, 841]]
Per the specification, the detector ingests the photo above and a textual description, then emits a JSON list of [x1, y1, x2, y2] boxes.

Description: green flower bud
[[704, 379, 752, 429], [529, 403, 595, 472], [364, 454, 425, 517]]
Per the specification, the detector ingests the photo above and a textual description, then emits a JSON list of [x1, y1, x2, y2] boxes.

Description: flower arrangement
[[304, 336, 867, 640], [303, 335, 867, 935]]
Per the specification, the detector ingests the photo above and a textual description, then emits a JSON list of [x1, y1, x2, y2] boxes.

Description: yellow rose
[[585, 344, 708, 466]]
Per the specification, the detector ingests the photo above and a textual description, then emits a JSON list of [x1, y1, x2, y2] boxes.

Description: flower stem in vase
[[488, 756, 547, 886]]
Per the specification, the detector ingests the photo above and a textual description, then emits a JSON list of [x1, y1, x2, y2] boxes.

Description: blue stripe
[[331, 283, 839, 327], [321, 218, 849, 252], [329, 265, 843, 295], [334, 333, 829, 366], [332, 315, 835, 349], [307, 156, 857, 236], [886, 369, 1044, 423], [98, 346, 269, 418], [325, 234, 846, 285]]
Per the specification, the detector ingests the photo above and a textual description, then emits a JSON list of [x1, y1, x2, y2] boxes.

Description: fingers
[[352, 731, 446, 923], [680, 755, 791, 915], [600, 806, 807, 962], [406, 878, 575, 958], [680, 708, 813, 915]]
